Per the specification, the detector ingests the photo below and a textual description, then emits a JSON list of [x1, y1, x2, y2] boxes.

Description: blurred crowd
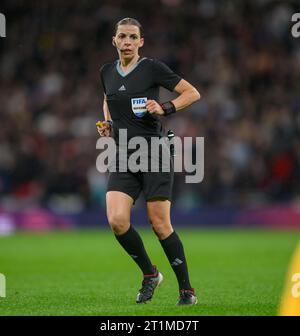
[[0, 0, 300, 212]]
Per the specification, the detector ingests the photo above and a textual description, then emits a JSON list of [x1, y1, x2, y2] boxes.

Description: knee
[[150, 215, 172, 240], [107, 212, 129, 235]]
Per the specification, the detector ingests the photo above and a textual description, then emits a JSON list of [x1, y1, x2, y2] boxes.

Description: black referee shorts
[[107, 168, 174, 203]]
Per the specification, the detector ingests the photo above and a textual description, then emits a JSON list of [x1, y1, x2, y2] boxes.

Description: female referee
[[97, 18, 200, 305]]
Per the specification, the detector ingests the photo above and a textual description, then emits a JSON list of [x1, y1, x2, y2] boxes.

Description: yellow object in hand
[[96, 121, 104, 128]]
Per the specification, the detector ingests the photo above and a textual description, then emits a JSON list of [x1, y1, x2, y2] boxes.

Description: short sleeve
[[152, 59, 182, 91], [99, 64, 107, 94]]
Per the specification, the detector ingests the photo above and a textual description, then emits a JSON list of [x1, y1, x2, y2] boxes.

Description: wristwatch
[[160, 101, 176, 116]]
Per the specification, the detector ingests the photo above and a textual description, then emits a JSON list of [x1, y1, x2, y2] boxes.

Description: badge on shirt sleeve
[[131, 97, 147, 118]]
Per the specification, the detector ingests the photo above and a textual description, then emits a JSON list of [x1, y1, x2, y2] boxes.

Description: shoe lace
[[139, 278, 156, 296], [179, 289, 194, 299]]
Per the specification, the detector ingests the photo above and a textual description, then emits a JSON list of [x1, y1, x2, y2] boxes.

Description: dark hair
[[114, 18, 144, 37]]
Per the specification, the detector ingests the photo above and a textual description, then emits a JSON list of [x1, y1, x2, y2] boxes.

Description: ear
[[139, 37, 144, 48], [112, 37, 116, 47]]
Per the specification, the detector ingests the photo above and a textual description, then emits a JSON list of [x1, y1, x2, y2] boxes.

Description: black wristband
[[161, 101, 176, 116]]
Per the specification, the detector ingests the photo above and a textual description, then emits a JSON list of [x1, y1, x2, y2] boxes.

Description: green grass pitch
[[0, 229, 298, 316]]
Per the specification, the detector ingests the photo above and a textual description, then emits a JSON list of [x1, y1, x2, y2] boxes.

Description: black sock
[[160, 231, 192, 290], [115, 226, 155, 276]]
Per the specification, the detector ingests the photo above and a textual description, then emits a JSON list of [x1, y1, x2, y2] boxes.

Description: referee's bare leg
[[106, 191, 156, 276], [106, 190, 163, 304]]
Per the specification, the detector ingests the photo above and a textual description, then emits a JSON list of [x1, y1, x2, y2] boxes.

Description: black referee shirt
[[100, 57, 181, 142]]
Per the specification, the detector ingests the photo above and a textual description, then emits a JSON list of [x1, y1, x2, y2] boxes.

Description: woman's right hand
[[96, 121, 112, 137]]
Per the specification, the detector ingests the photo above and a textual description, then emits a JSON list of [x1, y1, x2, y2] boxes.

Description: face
[[113, 24, 144, 59]]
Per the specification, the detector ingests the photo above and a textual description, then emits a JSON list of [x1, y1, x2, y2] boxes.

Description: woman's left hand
[[146, 100, 164, 116]]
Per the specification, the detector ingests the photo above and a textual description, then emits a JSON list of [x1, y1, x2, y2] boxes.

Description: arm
[[103, 94, 112, 121], [146, 79, 201, 116], [171, 79, 201, 111], [97, 94, 113, 137]]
